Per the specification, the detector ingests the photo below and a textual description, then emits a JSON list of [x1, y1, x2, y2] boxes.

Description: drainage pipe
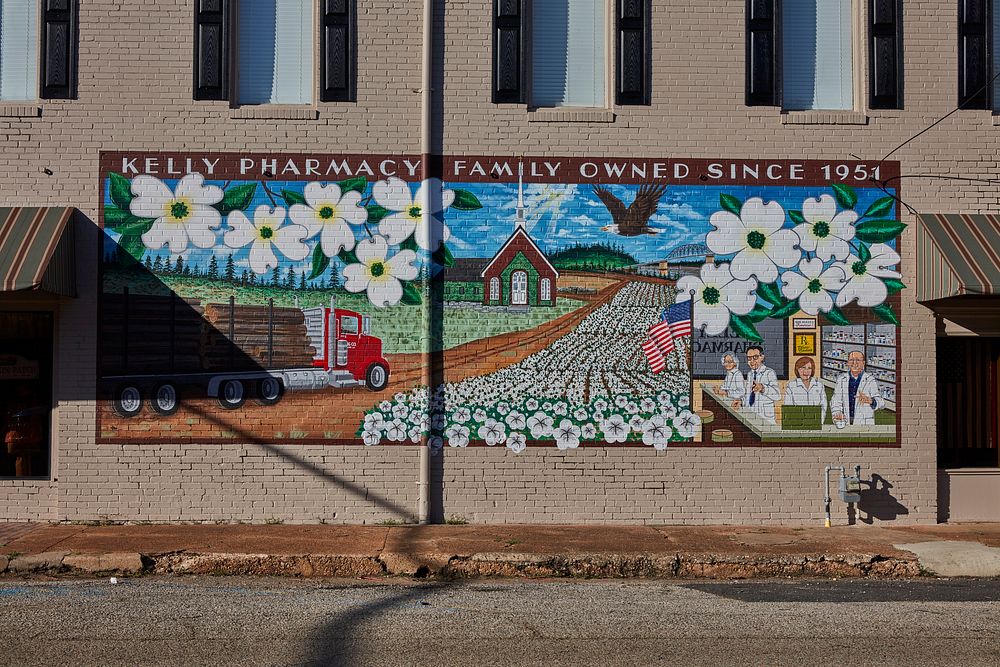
[[823, 465, 845, 527], [416, 0, 434, 525]]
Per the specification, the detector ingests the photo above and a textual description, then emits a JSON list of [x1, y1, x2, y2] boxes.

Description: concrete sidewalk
[[2, 522, 999, 579]]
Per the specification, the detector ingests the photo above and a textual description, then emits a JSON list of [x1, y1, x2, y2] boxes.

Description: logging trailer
[[102, 294, 390, 418]]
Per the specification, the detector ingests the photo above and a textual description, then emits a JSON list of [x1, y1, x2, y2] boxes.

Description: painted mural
[[97, 153, 903, 450]]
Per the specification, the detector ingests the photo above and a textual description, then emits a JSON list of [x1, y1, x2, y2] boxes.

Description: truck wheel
[[113, 385, 144, 418], [256, 377, 284, 406], [365, 363, 389, 391], [217, 379, 246, 409], [151, 383, 180, 416]]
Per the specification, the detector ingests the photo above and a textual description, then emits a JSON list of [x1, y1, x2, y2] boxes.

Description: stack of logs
[[100, 295, 316, 373]]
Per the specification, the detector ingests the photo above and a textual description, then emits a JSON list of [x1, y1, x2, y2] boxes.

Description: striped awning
[[916, 213, 1000, 302], [0, 207, 77, 297]]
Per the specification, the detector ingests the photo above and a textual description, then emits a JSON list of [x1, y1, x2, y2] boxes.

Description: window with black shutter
[[958, 0, 992, 109], [0, 0, 77, 101], [492, 0, 651, 107], [193, 0, 357, 105], [745, 0, 904, 111]]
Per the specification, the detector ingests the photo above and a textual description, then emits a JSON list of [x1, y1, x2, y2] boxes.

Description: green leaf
[[756, 282, 783, 307], [281, 189, 307, 207], [746, 303, 772, 323], [108, 173, 134, 210], [788, 210, 806, 225], [432, 243, 455, 267], [337, 176, 368, 195], [824, 305, 851, 326], [831, 183, 858, 210], [307, 244, 330, 281], [337, 248, 359, 265], [728, 314, 763, 343], [451, 189, 483, 211], [400, 281, 423, 305], [883, 278, 906, 294], [719, 193, 742, 216], [213, 183, 257, 215], [117, 234, 145, 265], [367, 204, 392, 224], [854, 219, 907, 244], [399, 236, 418, 252], [104, 205, 131, 229], [863, 196, 896, 219], [111, 216, 156, 237], [858, 242, 871, 264], [872, 302, 900, 326], [769, 298, 801, 319]]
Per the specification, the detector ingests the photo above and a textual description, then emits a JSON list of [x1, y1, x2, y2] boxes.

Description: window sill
[[527, 108, 615, 123], [0, 103, 41, 118], [230, 106, 319, 120], [991, 115, 1000, 126], [781, 110, 869, 125]]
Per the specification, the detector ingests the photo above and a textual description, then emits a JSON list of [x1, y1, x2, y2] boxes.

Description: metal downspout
[[417, 0, 433, 524]]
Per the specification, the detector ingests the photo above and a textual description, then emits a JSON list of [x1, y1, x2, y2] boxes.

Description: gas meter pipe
[[823, 466, 845, 528]]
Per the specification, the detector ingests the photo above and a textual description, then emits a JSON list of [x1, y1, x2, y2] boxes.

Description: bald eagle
[[592, 184, 667, 237]]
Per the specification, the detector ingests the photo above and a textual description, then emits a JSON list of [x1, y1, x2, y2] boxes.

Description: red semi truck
[[103, 301, 390, 418]]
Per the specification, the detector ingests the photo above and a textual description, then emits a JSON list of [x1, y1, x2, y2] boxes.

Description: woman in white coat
[[783, 357, 827, 423]]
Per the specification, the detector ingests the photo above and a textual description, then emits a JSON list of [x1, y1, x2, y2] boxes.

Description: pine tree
[[174, 256, 184, 274], [152, 255, 163, 273], [271, 266, 280, 286], [286, 266, 296, 289], [143, 255, 153, 271], [208, 255, 219, 280], [240, 269, 248, 286], [183, 264, 191, 276], [298, 273, 307, 291], [328, 263, 340, 289], [225, 254, 236, 283], [249, 272, 257, 286]]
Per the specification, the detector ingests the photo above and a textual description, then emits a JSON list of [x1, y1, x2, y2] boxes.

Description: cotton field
[[359, 281, 701, 453]]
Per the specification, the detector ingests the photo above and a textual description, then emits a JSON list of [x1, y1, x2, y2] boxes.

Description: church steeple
[[515, 160, 526, 230]]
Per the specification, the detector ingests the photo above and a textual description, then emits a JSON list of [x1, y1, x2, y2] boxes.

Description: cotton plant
[[103, 172, 483, 309], [688, 184, 907, 340], [356, 281, 698, 453]]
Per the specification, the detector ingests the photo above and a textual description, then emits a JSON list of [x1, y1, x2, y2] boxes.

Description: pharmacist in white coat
[[831, 351, 884, 426], [783, 356, 828, 423], [732, 345, 780, 424], [719, 353, 746, 398]]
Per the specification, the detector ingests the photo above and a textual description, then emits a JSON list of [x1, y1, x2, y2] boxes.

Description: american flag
[[665, 300, 692, 339], [641, 301, 693, 374]]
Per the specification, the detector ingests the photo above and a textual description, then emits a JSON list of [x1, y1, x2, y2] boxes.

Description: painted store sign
[[97, 152, 904, 450]]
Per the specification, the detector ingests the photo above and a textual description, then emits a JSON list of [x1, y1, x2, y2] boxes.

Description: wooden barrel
[[711, 429, 734, 443]]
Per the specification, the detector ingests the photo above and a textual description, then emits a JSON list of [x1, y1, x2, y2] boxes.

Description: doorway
[[936, 337, 999, 468], [0, 312, 53, 478], [511, 271, 528, 305]]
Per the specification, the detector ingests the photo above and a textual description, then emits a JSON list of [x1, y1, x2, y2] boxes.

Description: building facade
[[0, 0, 997, 524]]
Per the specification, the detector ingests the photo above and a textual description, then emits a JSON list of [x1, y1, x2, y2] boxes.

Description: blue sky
[[103, 177, 898, 275]]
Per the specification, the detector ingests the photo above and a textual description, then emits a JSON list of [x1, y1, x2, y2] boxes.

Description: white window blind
[[238, 0, 314, 105], [531, 0, 605, 108], [0, 0, 39, 101], [782, 0, 853, 110]]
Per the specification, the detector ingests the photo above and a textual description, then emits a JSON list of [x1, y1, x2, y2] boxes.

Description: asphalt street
[[0, 577, 998, 666]]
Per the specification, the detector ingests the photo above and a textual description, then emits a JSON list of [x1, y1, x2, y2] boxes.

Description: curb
[[0, 550, 923, 579]]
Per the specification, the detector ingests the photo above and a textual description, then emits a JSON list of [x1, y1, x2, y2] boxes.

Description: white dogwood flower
[[373, 177, 453, 250], [794, 194, 857, 261], [343, 235, 419, 308], [553, 419, 581, 450], [834, 243, 902, 308], [289, 183, 366, 257], [131, 174, 223, 253], [780, 257, 847, 315], [224, 205, 309, 275], [707, 197, 799, 282], [677, 262, 758, 336]]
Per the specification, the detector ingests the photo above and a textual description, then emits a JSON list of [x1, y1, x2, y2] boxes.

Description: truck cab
[[303, 306, 389, 391]]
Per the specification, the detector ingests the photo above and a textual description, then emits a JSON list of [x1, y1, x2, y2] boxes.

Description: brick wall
[[1, 0, 995, 524]]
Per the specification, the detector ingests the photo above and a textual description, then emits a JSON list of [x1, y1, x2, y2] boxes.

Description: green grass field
[[103, 269, 584, 354]]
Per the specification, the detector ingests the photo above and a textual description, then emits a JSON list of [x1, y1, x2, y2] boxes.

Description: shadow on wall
[[853, 473, 910, 524]]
